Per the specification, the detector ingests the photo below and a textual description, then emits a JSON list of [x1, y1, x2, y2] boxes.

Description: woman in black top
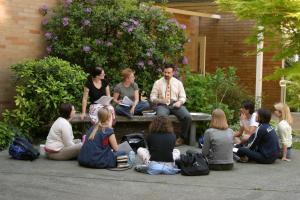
[[136, 116, 180, 175], [81, 67, 115, 124]]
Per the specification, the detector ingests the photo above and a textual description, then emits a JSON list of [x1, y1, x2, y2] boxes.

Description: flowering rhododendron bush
[[41, 0, 187, 96]]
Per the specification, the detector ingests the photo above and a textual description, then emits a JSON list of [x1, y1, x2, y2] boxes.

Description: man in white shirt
[[150, 64, 191, 146], [234, 100, 259, 145]]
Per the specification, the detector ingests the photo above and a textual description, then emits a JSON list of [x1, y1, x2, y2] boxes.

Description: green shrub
[[41, 0, 187, 97], [2, 57, 87, 137], [0, 122, 17, 151], [185, 67, 250, 124]]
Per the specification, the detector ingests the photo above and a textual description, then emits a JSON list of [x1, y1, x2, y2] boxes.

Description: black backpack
[[121, 133, 146, 153], [176, 150, 209, 176], [9, 137, 40, 161]]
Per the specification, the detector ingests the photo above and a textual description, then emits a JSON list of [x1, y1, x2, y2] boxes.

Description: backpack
[[121, 133, 146, 153], [9, 137, 40, 161], [176, 150, 209, 176]]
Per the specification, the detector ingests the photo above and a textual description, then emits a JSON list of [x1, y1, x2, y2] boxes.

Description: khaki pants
[[47, 143, 82, 161]]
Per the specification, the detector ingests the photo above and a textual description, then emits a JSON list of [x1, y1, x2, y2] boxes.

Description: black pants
[[237, 147, 276, 164]]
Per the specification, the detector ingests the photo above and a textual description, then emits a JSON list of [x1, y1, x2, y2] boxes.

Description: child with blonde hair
[[78, 107, 125, 168], [274, 103, 293, 161]]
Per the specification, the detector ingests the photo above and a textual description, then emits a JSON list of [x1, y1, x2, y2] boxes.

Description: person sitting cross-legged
[[150, 63, 191, 146]]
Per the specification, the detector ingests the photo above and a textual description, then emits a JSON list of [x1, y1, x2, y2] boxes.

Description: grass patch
[[293, 142, 300, 150]]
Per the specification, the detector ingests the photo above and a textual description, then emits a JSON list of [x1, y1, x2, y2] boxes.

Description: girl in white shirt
[[45, 103, 82, 160], [274, 103, 293, 161]]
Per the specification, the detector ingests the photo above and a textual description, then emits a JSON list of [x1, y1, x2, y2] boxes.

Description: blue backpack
[[9, 137, 40, 161]]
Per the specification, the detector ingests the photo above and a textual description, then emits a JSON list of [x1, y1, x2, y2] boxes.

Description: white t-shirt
[[240, 112, 259, 128], [45, 117, 75, 151], [277, 120, 292, 148]]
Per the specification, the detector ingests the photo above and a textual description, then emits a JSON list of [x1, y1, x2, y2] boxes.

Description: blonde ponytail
[[88, 107, 112, 140]]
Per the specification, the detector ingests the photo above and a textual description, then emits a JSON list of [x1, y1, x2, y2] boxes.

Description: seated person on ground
[[234, 100, 259, 145], [150, 63, 191, 146], [78, 107, 126, 168], [135, 116, 180, 175], [113, 68, 150, 118], [274, 102, 293, 161], [236, 108, 280, 164], [45, 103, 82, 160], [202, 109, 234, 171]]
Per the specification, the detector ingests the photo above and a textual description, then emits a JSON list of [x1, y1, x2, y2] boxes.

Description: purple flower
[[180, 24, 187, 30], [41, 18, 48, 25], [130, 19, 139, 26], [127, 27, 134, 33], [62, 17, 69, 26], [182, 56, 188, 65], [39, 5, 48, 16], [82, 46, 91, 53], [44, 32, 52, 40], [147, 60, 153, 66], [64, 0, 73, 7], [46, 46, 52, 53], [95, 39, 102, 45], [85, 8, 92, 13], [138, 61, 145, 67], [106, 42, 113, 47], [82, 19, 91, 26]]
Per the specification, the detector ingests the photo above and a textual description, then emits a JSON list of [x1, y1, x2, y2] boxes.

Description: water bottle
[[128, 150, 136, 167]]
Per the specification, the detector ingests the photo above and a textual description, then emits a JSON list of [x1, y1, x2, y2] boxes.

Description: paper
[[94, 96, 113, 106], [233, 147, 238, 153], [119, 96, 133, 107]]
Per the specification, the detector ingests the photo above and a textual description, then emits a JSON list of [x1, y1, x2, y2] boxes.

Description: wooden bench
[[72, 112, 211, 146]]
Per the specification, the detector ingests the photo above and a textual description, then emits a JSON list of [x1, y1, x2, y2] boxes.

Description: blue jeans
[[147, 161, 180, 175], [115, 101, 150, 118]]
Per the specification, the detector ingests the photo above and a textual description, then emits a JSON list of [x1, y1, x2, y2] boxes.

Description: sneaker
[[238, 156, 249, 163], [233, 153, 241, 162], [175, 138, 184, 146]]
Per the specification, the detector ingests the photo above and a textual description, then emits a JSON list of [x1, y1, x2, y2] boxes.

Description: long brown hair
[[89, 107, 111, 140], [149, 116, 174, 134], [210, 109, 228, 130]]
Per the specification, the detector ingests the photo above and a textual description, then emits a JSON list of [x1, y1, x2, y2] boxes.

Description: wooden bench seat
[[72, 112, 211, 146]]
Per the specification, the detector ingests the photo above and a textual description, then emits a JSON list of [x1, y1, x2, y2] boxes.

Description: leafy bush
[[0, 122, 17, 151], [185, 67, 250, 124], [41, 0, 187, 97], [2, 57, 87, 137]]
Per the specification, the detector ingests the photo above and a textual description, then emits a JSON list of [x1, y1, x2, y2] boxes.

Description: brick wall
[[0, 0, 56, 115], [171, 3, 281, 108]]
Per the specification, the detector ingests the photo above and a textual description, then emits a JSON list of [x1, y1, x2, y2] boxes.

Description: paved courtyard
[[0, 145, 299, 200]]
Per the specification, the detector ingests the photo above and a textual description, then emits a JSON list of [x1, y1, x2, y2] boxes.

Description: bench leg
[[189, 122, 197, 146]]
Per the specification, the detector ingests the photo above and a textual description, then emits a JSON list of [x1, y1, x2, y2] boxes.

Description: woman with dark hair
[[202, 109, 234, 170], [45, 103, 82, 160], [135, 116, 180, 175], [81, 66, 115, 124], [234, 100, 259, 145], [236, 108, 280, 164]]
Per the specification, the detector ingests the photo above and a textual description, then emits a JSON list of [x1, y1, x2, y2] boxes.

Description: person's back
[[147, 133, 176, 162], [78, 127, 116, 168], [202, 128, 234, 165], [250, 124, 280, 160]]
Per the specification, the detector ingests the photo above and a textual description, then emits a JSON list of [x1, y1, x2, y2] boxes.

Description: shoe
[[238, 156, 249, 163], [134, 165, 148, 173], [233, 153, 241, 162], [175, 138, 184, 146]]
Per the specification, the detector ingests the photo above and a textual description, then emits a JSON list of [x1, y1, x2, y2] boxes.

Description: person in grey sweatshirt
[[202, 109, 234, 170]]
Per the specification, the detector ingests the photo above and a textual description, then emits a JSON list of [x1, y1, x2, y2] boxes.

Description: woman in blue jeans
[[236, 108, 280, 164], [113, 68, 149, 118], [135, 116, 180, 175]]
